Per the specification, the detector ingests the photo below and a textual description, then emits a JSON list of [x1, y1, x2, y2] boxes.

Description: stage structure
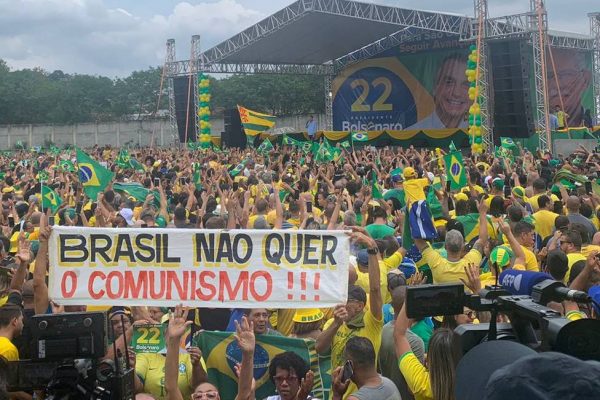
[[164, 0, 598, 152]]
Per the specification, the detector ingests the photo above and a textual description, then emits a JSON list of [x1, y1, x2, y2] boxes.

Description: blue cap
[[357, 249, 369, 266]]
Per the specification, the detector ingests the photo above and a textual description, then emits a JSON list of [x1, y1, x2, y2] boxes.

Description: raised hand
[[460, 262, 482, 293], [15, 232, 31, 265], [332, 304, 348, 327], [234, 316, 255, 354], [295, 370, 315, 400], [167, 304, 191, 339], [187, 346, 203, 366]]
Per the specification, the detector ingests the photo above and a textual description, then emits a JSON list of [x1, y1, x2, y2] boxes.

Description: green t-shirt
[[411, 318, 434, 352], [366, 223, 396, 239], [384, 188, 406, 207]]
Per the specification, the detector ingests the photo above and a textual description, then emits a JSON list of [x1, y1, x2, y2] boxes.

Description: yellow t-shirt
[[322, 309, 383, 369], [581, 244, 600, 258], [565, 253, 587, 284], [135, 353, 194, 400], [403, 178, 428, 207], [421, 246, 482, 284], [532, 210, 559, 239], [355, 252, 403, 304], [0, 336, 19, 361], [271, 309, 296, 336], [398, 352, 433, 400], [527, 194, 543, 212], [521, 246, 539, 271]]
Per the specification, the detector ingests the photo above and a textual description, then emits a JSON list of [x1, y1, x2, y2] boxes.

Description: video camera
[[405, 270, 600, 361], [8, 311, 135, 399]]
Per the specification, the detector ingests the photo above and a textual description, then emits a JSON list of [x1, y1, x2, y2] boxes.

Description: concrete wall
[[0, 113, 326, 149]]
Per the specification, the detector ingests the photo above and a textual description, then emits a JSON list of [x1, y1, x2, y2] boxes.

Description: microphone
[[499, 269, 591, 305], [499, 270, 552, 296]]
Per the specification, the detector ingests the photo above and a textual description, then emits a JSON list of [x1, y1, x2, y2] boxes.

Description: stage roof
[[199, 0, 467, 66]]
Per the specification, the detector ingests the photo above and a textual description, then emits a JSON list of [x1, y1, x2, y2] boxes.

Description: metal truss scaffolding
[[165, 39, 178, 145], [591, 12, 600, 124], [473, 0, 493, 150], [191, 35, 201, 142], [529, 0, 551, 151], [163, 0, 598, 149]]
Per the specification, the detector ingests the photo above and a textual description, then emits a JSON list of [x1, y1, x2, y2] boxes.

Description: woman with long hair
[[394, 303, 462, 400]]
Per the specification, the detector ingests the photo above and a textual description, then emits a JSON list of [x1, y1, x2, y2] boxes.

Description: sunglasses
[[273, 375, 299, 385]]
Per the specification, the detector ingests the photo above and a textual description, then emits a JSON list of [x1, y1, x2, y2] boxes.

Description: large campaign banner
[[333, 34, 594, 132], [333, 33, 471, 132], [543, 47, 594, 128], [48, 227, 349, 307]]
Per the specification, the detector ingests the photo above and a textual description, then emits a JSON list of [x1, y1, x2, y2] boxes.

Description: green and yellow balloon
[[197, 73, 212, 148], [465, 44, 483, 154]]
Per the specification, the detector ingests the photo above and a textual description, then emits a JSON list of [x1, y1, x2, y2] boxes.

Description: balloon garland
[[465, 44, 483, 154], [197, 73, 212, 148]]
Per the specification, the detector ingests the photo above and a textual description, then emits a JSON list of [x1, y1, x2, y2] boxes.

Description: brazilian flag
[[192, 163, 202, 190], [230, 160, 247, 177], [371, 172, 383, 200], [443, 151, 467, 191], [59, 159, 76, 173], [113, 182, 160, 207], [42, 185, 63, 214], [196, 331, 331, 400], [351, 131, 368, 142], [76, 148, 114, 199], [257, 138, 274, 155]]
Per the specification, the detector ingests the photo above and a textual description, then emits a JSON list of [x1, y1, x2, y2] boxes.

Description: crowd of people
[[0, 140, 600, 400]]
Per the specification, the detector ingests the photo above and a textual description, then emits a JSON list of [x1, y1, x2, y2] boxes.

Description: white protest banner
[[48, 227, 349, 308]]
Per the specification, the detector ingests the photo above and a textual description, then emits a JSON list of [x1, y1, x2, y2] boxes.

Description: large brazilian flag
[[196, 332, 331, 399]]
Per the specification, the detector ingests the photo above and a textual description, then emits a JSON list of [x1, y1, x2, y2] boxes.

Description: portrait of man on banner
[[546, 48, 593, 128], [408, 54, 470, 130]]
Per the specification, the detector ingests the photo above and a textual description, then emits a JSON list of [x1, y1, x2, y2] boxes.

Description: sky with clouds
[[0, 0, 597, 77]]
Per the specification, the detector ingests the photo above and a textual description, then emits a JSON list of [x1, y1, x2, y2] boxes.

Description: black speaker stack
[[222, 108, 246, 148], [489, 39, 536, 140], [173, 76, 198, 143]]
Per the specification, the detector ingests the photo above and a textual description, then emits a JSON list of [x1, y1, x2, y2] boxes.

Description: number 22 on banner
[[137, 326, 161, 344], [351, 77, 393, 112]]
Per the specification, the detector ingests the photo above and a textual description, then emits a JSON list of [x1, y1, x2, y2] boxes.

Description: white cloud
[[0, 0, 264, 76], [0, 0, 595, 77]]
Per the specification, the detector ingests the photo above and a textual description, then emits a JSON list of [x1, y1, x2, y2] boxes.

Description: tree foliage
[[0, 60, 324, 125]]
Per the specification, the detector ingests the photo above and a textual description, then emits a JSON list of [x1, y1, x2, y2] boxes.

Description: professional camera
[[8, 311, 135, 399], [405, 270, 600, 361]]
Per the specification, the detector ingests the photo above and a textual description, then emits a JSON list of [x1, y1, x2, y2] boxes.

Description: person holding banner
[[316, 229, 383, 398]]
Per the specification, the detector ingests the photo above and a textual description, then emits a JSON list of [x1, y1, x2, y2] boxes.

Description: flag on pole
[[76, 148, 114, 199], [351, 131, 368, 142], [443, 151, 467, 190], [371, 173, 383, 199], [50, 145, 61, 156], [192, 163, 202, 190], [113, 182, 160, 207], [37, 170, 49, 182], [58, 159, 76, 172], [340, 140, 351, 149], [237, 105, 276, 137], [42, 185, 63, 214], [116, 149, 131, 169], [257, 139, 274, 154], [230, 160, 247, 177]]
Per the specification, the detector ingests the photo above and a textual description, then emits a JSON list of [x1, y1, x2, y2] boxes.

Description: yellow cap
[[454, 192, 469, 202], [403, 167, 416, 179], [293, 308, 324, 323]]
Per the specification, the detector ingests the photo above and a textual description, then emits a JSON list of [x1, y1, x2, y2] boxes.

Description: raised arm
[[165, 305, 191, 400], [499, 219, 526, 267], [234, 316, 256, 400], [33, 214, 50, 314]]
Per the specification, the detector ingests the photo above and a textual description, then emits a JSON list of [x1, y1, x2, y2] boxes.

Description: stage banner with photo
[[543, 47, 594, 128], [197, 332, 331, 400], [48, 227, 349, 307], [333, 33, 471, 132]]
